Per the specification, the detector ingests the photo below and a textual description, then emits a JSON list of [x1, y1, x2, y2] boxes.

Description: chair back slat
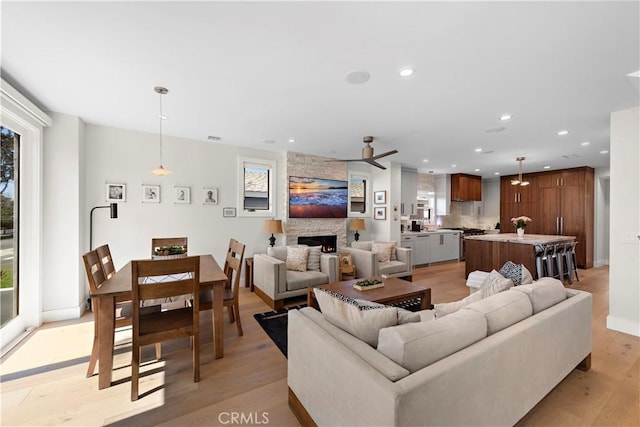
[[96, 244, 116, 279], [138, 279, 195, 301], [83, 250, 106, 293], [224, 239, 246, 293]]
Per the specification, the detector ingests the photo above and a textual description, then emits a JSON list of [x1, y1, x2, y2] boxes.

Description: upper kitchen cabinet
[[450, 173, 482, 201], [500, 174, 539, 234], [434, 174, 451, 216], [401, 168, 418, 216]]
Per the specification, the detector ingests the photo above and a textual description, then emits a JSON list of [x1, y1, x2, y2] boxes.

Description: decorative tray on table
[[353, 279, 384, 291]]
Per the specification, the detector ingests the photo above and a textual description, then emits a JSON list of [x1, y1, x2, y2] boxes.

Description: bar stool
[[564, 241, 579, 283], [534, 244, 548, 279]]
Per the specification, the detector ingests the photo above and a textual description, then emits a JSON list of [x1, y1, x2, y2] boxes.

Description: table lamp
[[350, 218, 366, 241], [264, 219, 283, 247]]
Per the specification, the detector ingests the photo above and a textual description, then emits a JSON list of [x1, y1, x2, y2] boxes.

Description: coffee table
[[307, 277, 431, 310]]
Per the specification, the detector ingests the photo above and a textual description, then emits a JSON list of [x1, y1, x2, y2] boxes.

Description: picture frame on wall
[[174, 186, 190, 204], [374, 206, 386, 220], [142, 184, 160, 203], [203, 188, 218, 205], [374, 190, 386, 204], [223, 207, 236, 217], [106, 183, 126, 203]]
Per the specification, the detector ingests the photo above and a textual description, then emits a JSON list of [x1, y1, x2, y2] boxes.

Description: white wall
[[608, 106, 639, 337]]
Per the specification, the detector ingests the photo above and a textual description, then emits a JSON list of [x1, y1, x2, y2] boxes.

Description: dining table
[[91, 254, 228, 390]]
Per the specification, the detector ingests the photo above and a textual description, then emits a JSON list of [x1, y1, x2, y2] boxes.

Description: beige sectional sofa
[[288, 278, 592, 426]]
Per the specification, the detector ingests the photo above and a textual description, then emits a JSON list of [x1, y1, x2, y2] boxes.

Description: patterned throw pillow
[[479, 270, 514, 298], [375, 241, 397, 261], [499, 261, 533, 287], [313, 288, 399, 347], [371, 242, 394, 262], [286, 246, 309, 272], [306, 246, 322, 271]]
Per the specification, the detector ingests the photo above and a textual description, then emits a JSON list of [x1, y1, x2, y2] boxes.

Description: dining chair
[[200, 239, 246, 336], [82, 250, 161, 378], [96, 244, 116, 279], [130, 256, 201, 401], [151, 237, 188, 257]]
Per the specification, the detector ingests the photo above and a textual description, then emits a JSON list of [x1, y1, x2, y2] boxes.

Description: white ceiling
[[2, 1, 639, 178]]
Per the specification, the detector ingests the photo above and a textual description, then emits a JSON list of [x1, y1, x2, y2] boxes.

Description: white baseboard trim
[[607, 315, 640, 337], [593, 259, 609, 268], [42, 304, 84, 323]]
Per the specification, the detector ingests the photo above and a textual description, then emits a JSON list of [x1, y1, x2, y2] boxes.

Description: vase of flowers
[[511, 216, 532, 237]]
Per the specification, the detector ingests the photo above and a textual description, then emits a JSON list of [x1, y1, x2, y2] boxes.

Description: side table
[[245, 257, 254, 291]]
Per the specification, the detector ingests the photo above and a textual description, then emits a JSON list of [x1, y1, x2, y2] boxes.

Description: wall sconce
[[89, 203, 118, 249], [263, 219, 283, 247], [349, 218, 366, 241]]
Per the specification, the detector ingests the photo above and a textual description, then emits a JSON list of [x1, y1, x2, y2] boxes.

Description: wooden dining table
[[91, 254, 228, 390]]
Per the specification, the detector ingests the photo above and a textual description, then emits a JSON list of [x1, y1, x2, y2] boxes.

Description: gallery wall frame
[[106, 183, 126, 203], [142, 184, 160, 203]]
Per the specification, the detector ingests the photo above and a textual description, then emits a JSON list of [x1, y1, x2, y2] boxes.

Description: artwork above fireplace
[[297, 235, 337, 253]]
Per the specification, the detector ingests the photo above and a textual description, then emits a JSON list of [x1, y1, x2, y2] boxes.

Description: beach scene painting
[[289, 176, 348, 218]]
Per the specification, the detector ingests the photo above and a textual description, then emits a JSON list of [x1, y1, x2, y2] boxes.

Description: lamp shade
[[264, 219, 283, 234], [349, 218, 366, 231]]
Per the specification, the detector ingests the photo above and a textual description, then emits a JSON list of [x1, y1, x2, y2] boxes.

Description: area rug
[[253, 299, 423, 358]]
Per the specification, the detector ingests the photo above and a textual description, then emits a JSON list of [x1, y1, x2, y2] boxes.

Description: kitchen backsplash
[[437, 214, 500, 230]]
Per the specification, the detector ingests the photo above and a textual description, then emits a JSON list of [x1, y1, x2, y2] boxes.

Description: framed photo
[[174, 186, 190, 204], [203, 187, 218, 205], [338, 252, 353, 267], [374, 206, 386, 220], [223, 207, 236, 217], [142, 184, 160, 203], [374, 190, 386, 205], [106, 183, 126, 202]]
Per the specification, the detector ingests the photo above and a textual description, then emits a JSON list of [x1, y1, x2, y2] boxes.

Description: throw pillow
[[286, 246, 309, 272], [375, 241, 397, 261], [372, 242, 393, 262], [313, 288, 398, 347], [306, 246, 322, 271], [479, 270, 514, 298], [499, 261, 533, 286]]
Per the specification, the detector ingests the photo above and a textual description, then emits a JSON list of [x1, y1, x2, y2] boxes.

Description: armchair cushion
[[286, 246, 309, 272], [286, 270, 330, 292]]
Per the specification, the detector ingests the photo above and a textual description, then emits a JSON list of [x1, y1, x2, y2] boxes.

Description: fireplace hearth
[[298, 235, 337, 253]]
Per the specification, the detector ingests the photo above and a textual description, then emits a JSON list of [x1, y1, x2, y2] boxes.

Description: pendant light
[[511, 156, 529, 186], [151, 86, 171, 175]]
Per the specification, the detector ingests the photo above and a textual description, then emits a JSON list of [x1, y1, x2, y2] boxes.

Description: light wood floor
[[1, 263, 638, 426]]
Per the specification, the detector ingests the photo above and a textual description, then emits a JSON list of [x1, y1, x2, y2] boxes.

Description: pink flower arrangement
[[511, 216, 532, 229]]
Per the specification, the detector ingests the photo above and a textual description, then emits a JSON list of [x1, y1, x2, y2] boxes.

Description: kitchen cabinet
[[401, 169, 418, 216], [414, 234, 431, 266], [430, 232, 459, 263], [500, 175, 538, 234], [451, 173, 482, 201], [400, 235, 415, 266], [434, 174, 451, 216]]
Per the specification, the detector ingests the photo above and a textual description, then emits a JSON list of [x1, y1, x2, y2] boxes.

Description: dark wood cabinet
[[500, 167, 594, 269], [451, 173, 482, 201]]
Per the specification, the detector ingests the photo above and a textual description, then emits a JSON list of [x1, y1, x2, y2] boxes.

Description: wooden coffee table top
[[307, 277, 431, 310]]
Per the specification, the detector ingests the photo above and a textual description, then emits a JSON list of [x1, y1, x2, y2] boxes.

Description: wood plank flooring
[[1, 263, 638, 426]]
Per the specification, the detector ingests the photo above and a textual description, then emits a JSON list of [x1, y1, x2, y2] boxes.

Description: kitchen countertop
[[464, 233, 576, 245], [401, 229, 463, 236]]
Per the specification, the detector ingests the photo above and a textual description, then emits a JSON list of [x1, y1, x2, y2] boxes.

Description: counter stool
[[563, 241, 579, 283], [534, 244, 549, 280]]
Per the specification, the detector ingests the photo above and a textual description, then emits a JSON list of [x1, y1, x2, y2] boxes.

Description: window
[[238, 157, 276, 217], [1, 126, 19, 328], [348, 174, 369, 217]]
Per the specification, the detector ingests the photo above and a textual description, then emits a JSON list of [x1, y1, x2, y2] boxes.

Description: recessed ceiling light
[[499, 114, 512, 121], [158, 114, 168, 120], [600, 150, 609, 154], [627, 70, 640, 78], [543, 165, 551, 169], [345, 70, 371, 85], [494, 172, 500, 175], [399, 68, 414, 77], [451, 164, 457, 168], [474, 148, 482, 153], [557, 130, 569, 136], [485, 126, 506, 133], [474, 168, 480, 172], [288, 138, 296, 143], [580, 141, 590, 146], [422, 159, 429, 163]]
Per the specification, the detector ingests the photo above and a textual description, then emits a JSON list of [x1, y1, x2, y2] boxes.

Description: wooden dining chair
[[151, 237, 188, 257], [82, 250, 161, 378], [200, 239, 246, 336], [96, 244, 116, 279], [130, 256, 201, 401]]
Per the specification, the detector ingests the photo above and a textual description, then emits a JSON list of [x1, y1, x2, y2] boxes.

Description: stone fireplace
[[298, 235, 338, 253]]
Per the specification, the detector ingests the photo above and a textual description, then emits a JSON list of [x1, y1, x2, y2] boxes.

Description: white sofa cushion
[[510, 277, 567, 313], [313, 288, 399, 347], [377, 308, 487, 373], [286, 270, 329, 291], [351, 240, 373, 251], [267, 246, 288, 261], [463, 289, 533, 335]]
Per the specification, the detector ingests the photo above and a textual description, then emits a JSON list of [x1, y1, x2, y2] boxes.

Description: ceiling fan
[[330, 136, 399, 170]]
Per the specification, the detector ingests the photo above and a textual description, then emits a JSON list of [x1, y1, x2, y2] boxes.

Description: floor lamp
[[89, 203, 118, 249]]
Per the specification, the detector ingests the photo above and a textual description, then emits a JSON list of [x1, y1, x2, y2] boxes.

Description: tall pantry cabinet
[[500, 167, 594, 269]]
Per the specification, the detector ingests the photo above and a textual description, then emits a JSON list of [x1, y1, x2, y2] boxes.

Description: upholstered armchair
[[341, 240, 413, 281], [253, 246, 338, 309]]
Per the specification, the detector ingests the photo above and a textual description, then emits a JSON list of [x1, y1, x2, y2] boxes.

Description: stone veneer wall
[[284, 152, 348, 249]]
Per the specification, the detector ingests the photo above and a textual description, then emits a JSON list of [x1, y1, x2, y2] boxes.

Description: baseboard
[[606, 315, 640, 337], [42, 303, 84, 323], [593, 259, 609, 268]]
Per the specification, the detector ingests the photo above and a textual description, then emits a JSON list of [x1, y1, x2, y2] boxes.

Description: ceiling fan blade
[[365, 159, 387, 170], [370, 149, 399, 161]]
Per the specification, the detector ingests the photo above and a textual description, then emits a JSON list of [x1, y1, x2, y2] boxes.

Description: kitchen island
[[464, 233, 576, 278]]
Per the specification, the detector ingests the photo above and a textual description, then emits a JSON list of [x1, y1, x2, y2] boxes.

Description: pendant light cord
[[158, 91, 164, 167]]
